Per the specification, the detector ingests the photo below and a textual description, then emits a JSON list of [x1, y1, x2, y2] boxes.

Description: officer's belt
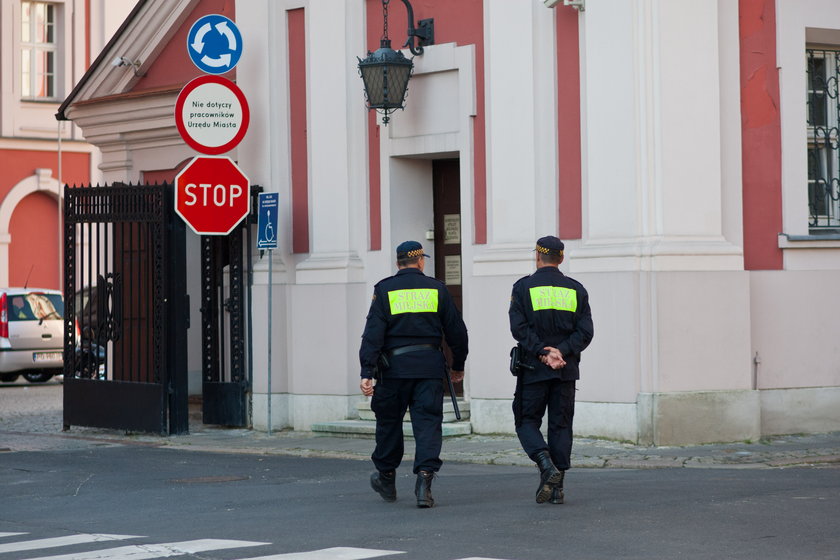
[[387, 344, 439, 357]]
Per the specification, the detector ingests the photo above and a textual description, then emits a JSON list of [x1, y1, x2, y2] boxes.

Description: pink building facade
[[58, 0, 840, 444], [0, 0, 133, 289]]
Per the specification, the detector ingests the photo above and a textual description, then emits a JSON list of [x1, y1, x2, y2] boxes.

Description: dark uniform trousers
[[514, 378, 576, 470], [371, 378, 444, 474]]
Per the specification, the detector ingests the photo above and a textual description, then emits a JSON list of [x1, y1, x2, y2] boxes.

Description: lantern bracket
[[401, 0, 434, 56]]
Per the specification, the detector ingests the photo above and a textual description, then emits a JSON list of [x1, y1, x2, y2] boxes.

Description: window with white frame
[[21, 1, 58, 100], [806, 47, 840, 230]]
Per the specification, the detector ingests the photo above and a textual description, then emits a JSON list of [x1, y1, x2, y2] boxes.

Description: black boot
[[415, 470, 435, 508], [549, 470, 565, 504], [370, 470, 397, 502], [534, 451, 563, 504]]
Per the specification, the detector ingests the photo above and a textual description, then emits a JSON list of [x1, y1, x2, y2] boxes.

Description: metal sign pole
[[256, 192, 278, 436], [267, 248, 272, 435]]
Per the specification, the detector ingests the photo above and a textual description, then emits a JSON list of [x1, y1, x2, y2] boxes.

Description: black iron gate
[[63, 183, 188, 435], [199, 197, 256, 427]]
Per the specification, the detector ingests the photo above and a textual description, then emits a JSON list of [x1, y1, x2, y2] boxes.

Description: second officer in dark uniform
[[509, 236, 594, 504], [359, 241, 468, 508]]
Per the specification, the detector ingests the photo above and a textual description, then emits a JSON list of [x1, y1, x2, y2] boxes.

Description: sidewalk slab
[[4, 385, 840, 470]]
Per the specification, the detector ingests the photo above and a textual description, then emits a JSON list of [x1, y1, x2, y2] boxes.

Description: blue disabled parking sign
[[257, 193, 279, 250], [187, 14, 243, 74]]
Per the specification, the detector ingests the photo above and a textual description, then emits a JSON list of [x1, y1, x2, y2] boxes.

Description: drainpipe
[[57, 120, 63, 290]]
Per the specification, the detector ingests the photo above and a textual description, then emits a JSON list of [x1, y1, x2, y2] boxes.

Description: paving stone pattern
[[2, 383, 839, 469]]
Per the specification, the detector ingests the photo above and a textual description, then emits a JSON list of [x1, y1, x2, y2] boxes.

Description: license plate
[[33, 352, 62, 362]]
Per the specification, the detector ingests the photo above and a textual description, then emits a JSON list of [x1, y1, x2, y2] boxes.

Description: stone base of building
[[251, 393, 362, 432], [633, 387, 840, 445], [574, 401, 639, 443], [466, 399, 514, 434], [466, 393, 761, 446], [637, 390, 761, 446], [760, 386, 840, 436], [250, 389, 840, 445], [469, 389, 840, 446]]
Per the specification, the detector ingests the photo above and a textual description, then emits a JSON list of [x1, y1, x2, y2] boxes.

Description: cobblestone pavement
[[3, 382, 840, 469]]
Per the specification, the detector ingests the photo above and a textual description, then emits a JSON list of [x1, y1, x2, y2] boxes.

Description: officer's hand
[[360, 378, 374, 397], [541, 346, 566, 370], [450, 370, 464, 384]]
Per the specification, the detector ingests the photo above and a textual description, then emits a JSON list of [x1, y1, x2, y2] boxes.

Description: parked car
[[0, 288, 65, 383]]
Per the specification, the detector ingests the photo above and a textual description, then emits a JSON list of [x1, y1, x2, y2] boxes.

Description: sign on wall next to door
[[444, 214, 461, 244]]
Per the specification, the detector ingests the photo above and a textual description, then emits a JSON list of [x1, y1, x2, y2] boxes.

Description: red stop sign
[[175, 156, 250, 235]]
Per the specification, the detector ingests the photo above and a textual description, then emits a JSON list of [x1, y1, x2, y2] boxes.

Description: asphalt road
[[2, 445, 838, 560]]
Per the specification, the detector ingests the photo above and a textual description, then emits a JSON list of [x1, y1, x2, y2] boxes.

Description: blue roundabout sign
[[187, 14, 243, 74]]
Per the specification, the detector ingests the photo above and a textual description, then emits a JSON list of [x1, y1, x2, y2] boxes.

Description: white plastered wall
[[750, 0, 840, 435], [388, 160, 434, 277], [239, 0, 372, 431], [0, 0, 134, 140], [367, 32, 481, 425], [572, 0, 755, 445], [237, 0, 292, 431], [1, 0, 81, 139], [465, 0, 560, 434]]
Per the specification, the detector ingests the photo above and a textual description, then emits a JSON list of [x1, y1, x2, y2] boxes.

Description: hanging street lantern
[[358, 0, 434, 125], [357, 38, 413, 126]]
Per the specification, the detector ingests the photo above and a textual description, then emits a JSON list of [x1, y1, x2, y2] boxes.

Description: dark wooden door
[[432, 159, 463, 397]]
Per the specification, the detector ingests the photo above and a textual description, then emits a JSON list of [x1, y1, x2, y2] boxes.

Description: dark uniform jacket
[[360, 267, 468, 380], [509, 266, 594, 382]]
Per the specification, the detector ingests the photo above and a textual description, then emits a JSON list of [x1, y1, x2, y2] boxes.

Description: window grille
[[806, 48, 840, 230], [21, 2, 57, 100]]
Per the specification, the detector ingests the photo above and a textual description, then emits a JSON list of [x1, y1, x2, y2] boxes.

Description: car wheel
[[22, 372, 54, 383], [0, 373, 20, 383]]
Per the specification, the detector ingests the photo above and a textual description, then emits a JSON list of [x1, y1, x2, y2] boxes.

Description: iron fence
[[63, 182, 188, 434]]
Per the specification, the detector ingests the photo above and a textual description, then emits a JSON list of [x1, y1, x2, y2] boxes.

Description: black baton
[[445, 367, 461, 421]]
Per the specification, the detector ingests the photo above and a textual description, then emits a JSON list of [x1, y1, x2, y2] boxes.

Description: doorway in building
[[432, 159, 463, 397]]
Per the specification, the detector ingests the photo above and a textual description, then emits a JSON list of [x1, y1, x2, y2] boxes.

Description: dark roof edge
[[56, 0, 149, 121]]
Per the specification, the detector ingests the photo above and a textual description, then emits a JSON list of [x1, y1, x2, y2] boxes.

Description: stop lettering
[[182, 183, 244, 207], [175, 156, 250, 235]]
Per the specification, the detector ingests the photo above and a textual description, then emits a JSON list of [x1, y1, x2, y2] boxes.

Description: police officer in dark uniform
[[359, 241, 469, 508], [509, 236, 594, 504]]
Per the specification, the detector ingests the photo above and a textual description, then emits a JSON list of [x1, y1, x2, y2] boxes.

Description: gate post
[[166, 183, 189, 435]]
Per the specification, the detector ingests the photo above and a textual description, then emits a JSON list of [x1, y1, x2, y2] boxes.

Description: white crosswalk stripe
[[233, 547, 404, 559], [22, 539, 269, 560], [0, 534, 517, 560], [0, 534, 139, 554]]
